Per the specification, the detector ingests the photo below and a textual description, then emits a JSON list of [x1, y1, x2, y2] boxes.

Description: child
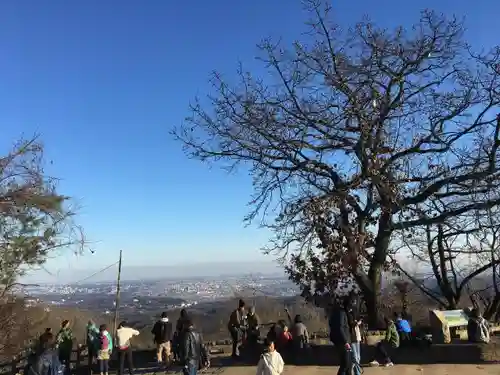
[[256, 338, 284, 375], [278, 325, 292, 351], [98, 324, 111, 375]]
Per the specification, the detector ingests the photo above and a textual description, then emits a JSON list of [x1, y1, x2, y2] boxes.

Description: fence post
[[10, 356, 17, 375]]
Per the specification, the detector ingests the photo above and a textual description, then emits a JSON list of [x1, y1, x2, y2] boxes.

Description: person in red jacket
[[278, 325, 292, 352]]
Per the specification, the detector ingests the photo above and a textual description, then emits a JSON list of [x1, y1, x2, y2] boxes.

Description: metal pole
[[112, 250, 123, 335]]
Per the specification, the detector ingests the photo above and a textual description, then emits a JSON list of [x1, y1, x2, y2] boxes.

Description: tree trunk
[[362, 211, 392, 328], [363, 275, 383, 328], [484, 294, 500, 321]]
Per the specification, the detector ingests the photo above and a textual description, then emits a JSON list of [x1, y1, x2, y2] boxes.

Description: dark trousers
[[117, 347, 134, 375], [182, 362, 197, 375], [87, 347, 95, 374], [334, 345, 352, 375], [99, 359, 109, 373], [376, 341, 392, 363], [59, 351, 71, 375], [229, 327, 240, 357]]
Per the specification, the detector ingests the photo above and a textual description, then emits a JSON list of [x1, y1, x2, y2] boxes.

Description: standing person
[[29, 332, 64, 375], [328, 298, 352, 375], [369, 316, 399, 367], [152, 312, 174, 367], [116, 321, 140, 375], [86, 320, 99, 373], [56, 320, 74, 375], [97, 324, 112, 375], [180, 319, 209, 375], [227, 299, 246, 358], [346, 298, 362, 375], [37, 328, 53, 355], [256, 338, 285, 375], [174, 309, 190, 363]]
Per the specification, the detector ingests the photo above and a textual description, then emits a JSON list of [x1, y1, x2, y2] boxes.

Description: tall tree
[[173, 1, 500, 326], [0, 137, 85, 294]]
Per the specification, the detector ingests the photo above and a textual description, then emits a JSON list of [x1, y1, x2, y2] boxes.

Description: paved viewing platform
[[141, 364, 500, 375]]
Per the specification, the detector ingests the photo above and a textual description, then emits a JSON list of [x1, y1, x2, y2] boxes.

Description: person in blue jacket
[[394, 312, 412, 343], [29, 332, 64, 375]]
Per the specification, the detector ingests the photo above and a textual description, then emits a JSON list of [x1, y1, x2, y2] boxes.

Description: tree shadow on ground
[[76, 341, 500, 375]]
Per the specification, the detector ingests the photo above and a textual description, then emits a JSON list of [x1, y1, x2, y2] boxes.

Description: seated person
[[246, 306, 260, 345], [467, 308, 490, 343], [277, 325, 292, 352], [394, 312, 412, 343], [370, 316, 400, 367]]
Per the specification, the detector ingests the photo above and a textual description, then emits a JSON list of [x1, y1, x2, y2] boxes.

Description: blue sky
[[0, 0, 498, 282]]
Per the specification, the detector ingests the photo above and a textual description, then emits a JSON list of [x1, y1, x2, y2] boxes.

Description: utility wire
[[69, 261, 119, 285]]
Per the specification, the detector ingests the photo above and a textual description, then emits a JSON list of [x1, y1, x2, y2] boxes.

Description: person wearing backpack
[[152, 312, 174, 366], [179, 319, 209, 375], [97, 324, 112, 375], [29, 332, 64, 375], [86, 320, 100, 373], [56, 320, 74, 375]]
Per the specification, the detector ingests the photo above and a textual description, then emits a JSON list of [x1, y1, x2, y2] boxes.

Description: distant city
[[21, 274, 299, 317]]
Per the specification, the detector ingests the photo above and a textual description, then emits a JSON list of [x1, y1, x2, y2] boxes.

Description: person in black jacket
[[152, 312, 174, 367], [173, 309, 190, 363], [180, 319, 209, 375], [329, 297, 352, 375]]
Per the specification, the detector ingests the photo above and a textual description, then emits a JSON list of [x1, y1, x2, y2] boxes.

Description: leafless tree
[[172, 0, 500, 326], [464, 207, 500, 320], [397, 220, 499, 310], [0, 137, 86, 354]]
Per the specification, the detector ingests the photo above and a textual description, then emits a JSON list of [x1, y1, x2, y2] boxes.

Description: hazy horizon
[[21, 260, 285, 284]]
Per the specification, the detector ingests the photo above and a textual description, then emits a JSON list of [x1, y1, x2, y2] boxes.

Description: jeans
[[351, 342, 361, 375], [117, 347, 134, 375], [99, 359, 109, 374], [182, 362, 198, 375]]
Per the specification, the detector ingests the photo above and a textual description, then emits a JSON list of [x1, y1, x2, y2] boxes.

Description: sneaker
[[385, 362, 394, 367], [370, 361, 380, 366]]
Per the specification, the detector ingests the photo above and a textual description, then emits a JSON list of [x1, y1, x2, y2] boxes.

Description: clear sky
[[0, 0, 498, 282]]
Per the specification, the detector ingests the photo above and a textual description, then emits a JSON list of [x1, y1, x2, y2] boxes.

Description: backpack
[[160, 321, 172, 342], [100, 333, 109, 351]]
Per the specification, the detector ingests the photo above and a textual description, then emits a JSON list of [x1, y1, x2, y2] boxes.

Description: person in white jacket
[[256, 338, 284, 375], [116, 321, 140, 375]]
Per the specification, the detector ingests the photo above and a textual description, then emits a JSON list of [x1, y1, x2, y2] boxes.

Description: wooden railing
[[0, 345, 88, 375]]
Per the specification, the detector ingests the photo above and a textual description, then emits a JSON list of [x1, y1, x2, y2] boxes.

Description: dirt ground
[[195, 364, 500, 375]]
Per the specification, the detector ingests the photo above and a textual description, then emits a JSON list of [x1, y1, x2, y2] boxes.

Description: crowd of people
[[24, 296, 494, 375]]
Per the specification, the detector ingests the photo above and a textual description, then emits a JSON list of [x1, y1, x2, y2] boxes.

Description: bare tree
[[172, 0, 500, 326], [0, 137, 86, 353], [465, 207, 500, 320], [397, 220, 499, 310]]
